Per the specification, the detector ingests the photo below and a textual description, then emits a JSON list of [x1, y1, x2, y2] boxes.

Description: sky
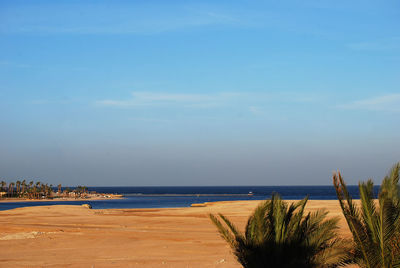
[[0, 0, 399, 186]]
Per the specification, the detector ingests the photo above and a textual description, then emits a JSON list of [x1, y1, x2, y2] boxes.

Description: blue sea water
[[0, 185, 377, 211]]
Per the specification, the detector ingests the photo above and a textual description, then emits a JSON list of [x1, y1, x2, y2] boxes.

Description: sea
[[0, 185, 377, 211]]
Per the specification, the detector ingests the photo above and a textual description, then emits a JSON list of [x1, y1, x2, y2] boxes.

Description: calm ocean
[[0, 185, 377, 211]]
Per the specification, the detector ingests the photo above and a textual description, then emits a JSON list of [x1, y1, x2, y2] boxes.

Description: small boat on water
[[248, 191, 253, 196]]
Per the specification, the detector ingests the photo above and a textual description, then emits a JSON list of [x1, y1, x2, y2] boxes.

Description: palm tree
[[28, 187, 33, 199], [28, 181, 33, 198], [36, 181, 41, 199], [210, 194, 350, 268], [8, 182, 15, 197], [0, 181, 6, 197], [16, 180, 21, 197], [48, 184, 53, 198], [333, 163, 400, 268], [33, 185, 38, 199], [1, 181, 7, 192], [21, 180, 26, 197], [41, 183, 46, 198], [65, 187, 71, 197]]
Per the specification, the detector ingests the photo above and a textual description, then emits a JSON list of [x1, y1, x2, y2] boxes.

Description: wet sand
[[0, 200, 352, 267]]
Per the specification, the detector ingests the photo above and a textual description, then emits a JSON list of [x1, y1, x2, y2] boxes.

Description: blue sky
[[0, 0, 399, 186]]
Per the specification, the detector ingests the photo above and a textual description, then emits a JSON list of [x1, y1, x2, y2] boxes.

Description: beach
[[0, 200, 352, 267]]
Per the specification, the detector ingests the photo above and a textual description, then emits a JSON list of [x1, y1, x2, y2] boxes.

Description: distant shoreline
[[0, 194, 124, 203], [125, 193, 254, 197]]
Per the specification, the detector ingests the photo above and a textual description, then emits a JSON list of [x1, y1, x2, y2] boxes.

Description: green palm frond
[[333, 162, 400, 268], [334, 172, 373, 267], [209, 213, 237, 248], [210, 193, 350, 268]]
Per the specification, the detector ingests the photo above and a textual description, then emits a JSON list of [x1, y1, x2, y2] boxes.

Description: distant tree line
[[0, 180, 88, 199]]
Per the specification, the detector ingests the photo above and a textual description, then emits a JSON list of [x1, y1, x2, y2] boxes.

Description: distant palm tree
[[210, 194, 350, 268], [48, 184, 53, 198], [65, 187, 71, 197], [333, 163, 400, 268], [15, 180, 19, 196], [0, 181, 6, 198], [21, 180, 26, 197], [0, 180, 6, 192], [8, 182, 15, 197], [36, 182, 41, 199], [41, 183, 46, 198], [27, 181, 33, 198]]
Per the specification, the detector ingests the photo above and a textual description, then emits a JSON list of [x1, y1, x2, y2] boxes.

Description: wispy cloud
[[0, 4, 238, 35], [96, 92, 240, 108], [347, 38, 400, 51], [248, 106, 265, 115], [0, 60, 31, 68], [338, 94, 400, 112], [248, 106, 289, 121], [30, 98, 80, 105], [95, 91, 320, 111]]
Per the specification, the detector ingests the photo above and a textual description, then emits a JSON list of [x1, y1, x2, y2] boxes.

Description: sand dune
[[0, 200, 352, 267]]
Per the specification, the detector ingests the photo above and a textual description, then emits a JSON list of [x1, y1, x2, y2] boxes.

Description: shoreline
[[0, 194, 124, 203], [125, 193, 254, 196], [0, 198, 346, 209]]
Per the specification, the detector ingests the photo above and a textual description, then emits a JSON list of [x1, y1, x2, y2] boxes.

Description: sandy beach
[[0, 199, 353, 267]]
